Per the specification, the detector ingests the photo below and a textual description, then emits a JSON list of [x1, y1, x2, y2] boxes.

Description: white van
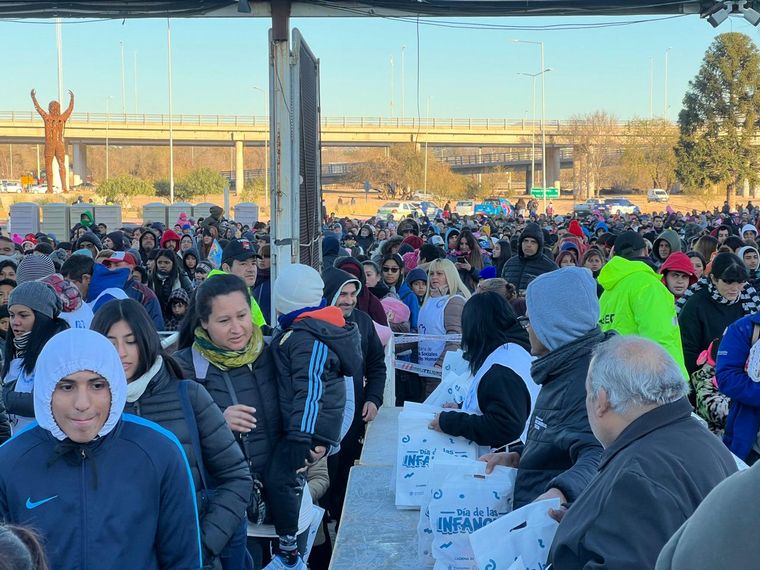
[[647, 188, 669, 203]]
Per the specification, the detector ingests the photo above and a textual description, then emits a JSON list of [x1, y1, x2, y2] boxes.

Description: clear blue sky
[[0, 12, 758, 120]]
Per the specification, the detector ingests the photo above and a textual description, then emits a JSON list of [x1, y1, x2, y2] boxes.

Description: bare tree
[[568, 111, 620, 199]]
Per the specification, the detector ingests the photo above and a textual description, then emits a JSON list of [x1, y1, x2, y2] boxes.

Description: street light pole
[[167, 18, 174, 203], [518, 72, 539, 191], [513, 39, 549, 212]]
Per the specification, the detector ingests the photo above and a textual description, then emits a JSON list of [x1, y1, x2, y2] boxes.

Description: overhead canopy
[[0, 0, 710, 19]]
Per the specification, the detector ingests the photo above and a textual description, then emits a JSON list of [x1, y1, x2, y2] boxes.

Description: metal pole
[[401, 46, 405, 121], [36, 144, 40, 179], [540, 41, 547, 214], [120, 41, 126, 115], [56, 18, 63, 103], [167, 18, 174, 203], [531, 75, 536, 190]]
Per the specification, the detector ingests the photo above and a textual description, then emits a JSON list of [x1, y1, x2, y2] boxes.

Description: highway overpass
[[0, 110, 609, 191]]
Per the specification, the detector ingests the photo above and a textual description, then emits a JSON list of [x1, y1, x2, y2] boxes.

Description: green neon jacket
[[207, 269, 267, 328], [598, 256, 688, 379]]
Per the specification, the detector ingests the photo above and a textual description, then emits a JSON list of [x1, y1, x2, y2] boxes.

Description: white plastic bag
[[468, 499, 560, 570], [429, 464, 518, 570], [396, 405, 480, 509], [417, 457, 478, 566], [425, 349, 473, 407]]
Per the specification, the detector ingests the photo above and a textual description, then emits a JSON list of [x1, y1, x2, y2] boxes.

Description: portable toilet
[[70, 203, 96, 229], [167, 202, 193, 227], [234, 202, 259, 228], [41, 203, 71, 240], [193, 202, 220, 221], [142, 203, 168, 226], [94, 205, 122, 232], [9, 202, 40, 237]]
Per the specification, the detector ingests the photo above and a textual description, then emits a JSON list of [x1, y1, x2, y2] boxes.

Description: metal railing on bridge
[[0, 111, 624, 131]]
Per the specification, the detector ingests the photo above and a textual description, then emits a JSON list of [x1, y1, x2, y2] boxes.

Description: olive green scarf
[[192, 326, 264, 371]]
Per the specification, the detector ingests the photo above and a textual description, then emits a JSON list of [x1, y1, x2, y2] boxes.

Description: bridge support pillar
[[72, 144, 87, 185], [525, 167, 532, 195], [235, 139, 244, 194], [546, 147, 561, 190]]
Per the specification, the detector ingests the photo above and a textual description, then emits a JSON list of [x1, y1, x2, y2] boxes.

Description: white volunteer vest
[[462, 342, 538, 443], [418, 294, 458, 377]]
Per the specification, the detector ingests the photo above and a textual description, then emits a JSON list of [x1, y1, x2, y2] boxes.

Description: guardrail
[[0, 111, 633, 131]]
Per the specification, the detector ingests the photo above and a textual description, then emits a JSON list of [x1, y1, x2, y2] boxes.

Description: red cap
[[103, 251, 138, 267], [567, 220, 585, 238]]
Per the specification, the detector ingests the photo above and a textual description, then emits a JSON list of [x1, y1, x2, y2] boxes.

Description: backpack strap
[[177, 380, 210, 491]]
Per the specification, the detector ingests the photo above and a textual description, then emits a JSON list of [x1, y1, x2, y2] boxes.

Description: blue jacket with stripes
[[0, 415, 202, 570], [270, 307, 363, 447]]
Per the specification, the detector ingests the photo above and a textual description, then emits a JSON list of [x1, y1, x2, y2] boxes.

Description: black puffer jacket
[[270, 308, 363, 448], [322, 267, 386, 414], [512, 329, 609, 509], [124, 359, 252, 566], [501, 222, 558, 295], [174, 346, 282, 480]]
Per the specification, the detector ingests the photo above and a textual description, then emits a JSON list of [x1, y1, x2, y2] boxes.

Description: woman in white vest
[[417, 258, 471, 397], [430, 291, 537, 448]]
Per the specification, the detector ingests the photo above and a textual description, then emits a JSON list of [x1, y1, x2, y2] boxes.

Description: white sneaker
[[263, 555, 306, 570]]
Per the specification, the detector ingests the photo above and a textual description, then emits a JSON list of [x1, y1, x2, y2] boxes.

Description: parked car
[[454, 200, 475, 216], [414, 200, 442, 218], [0, 180, 22, 193], [573, 199, 606, 216], [604, 197, 640, 215], [29, 184, 49, 194], [475, 197, 513, 217], [647, 188, 669, 203], [377, 201, 420, 219]]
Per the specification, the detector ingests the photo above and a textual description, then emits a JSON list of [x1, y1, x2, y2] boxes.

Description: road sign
[[530, 187, 559, 198]]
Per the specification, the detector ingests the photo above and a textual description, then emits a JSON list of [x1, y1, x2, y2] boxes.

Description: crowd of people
[[0, 197, 760, 568]]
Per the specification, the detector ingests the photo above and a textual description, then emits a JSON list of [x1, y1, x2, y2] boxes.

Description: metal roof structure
[[0, 0, 716, 19]]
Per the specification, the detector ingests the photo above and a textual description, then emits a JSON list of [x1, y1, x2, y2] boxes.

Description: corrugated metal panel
[[297, 37, 322, 269]]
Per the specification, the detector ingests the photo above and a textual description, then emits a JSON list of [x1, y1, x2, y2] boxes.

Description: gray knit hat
[[15, 255, 56, 284], [8, 281, 61, 319], [526, 266, 600, 352]]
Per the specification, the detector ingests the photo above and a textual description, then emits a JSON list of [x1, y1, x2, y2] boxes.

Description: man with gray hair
[[549, 335, 737, 570]]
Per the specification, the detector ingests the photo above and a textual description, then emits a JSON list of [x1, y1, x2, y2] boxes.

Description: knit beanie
[[526, 267, 600, 351], [8, 281, 61, 319], [16, 254, 56, 284], [76, 232, 103, 251], [273, 264, 325, 316], [106, 231, 126, 252]]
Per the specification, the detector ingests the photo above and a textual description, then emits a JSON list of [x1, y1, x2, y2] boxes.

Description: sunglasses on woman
[[382, 266, 399, 273]]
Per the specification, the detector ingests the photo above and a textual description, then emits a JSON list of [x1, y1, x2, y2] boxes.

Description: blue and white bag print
[[468, 498, 560, 570], [428, 464, 517, 570], [424, 349, 472, 408], [396, 403, 480, 509]]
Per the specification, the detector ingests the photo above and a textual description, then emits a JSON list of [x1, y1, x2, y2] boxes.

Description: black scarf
[[676, 276, 760, 316]]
